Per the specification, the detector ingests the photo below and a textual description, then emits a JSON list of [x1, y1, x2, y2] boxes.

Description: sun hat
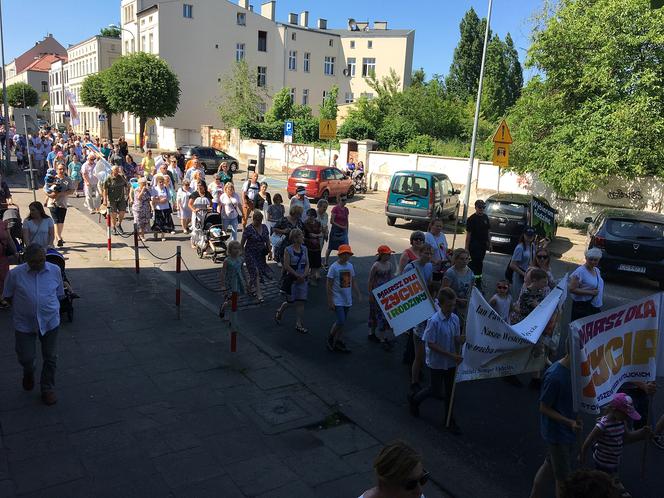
[[610, 393, 641, 420], [296, 186, 306, 195], [377, 245, 395, 255], [338, 244, 353, 255]]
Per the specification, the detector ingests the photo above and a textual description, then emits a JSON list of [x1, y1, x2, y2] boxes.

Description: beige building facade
[[120, 0, 415, 150]]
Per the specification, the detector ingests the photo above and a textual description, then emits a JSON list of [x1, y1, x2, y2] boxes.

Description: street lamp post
[[0, 0, 10, 174], [109, 24, 140, 149], [461, 0, 494, 223]]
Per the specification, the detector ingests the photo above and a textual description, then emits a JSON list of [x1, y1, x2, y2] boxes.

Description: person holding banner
[[568, 247, 604, 321], [529, 350, 581, 498], [408, 287, 463, 435], [442, 248, 474, 326], [368, 245, 396, 349]]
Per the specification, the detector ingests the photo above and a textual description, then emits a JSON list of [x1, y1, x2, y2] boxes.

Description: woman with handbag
[[241, 210, 272, 303], [569, 247, 604, 321], [219, 182, 242, 241], [275, 228, 309, 334]]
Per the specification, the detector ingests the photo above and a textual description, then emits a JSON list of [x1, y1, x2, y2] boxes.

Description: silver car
[[181, 145, 239, 174]]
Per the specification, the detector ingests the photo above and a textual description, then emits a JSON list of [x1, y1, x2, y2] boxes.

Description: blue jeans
[[334, 306, 351, 326], [15, 327, 58, 392], [222, 217, 238, 241]]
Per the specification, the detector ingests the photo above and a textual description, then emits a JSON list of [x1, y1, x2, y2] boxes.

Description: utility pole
[[461, 0, 493, 223], [0, 0, 10, 174]]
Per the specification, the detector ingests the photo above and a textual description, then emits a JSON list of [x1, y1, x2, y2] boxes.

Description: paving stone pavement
[[0, 185, 451, 498]]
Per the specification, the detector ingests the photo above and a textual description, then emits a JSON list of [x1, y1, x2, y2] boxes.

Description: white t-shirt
[[151, 186, 170, 210], [423, 310, 460, 370], [490, 294, 512, 323], [571, 265, 604, 307], [220, 192, 242, 220], [327, 261, 355, 307], [243, 180, 260, 202], [23, 217, 54, 247], [425, 231, 448, 262]]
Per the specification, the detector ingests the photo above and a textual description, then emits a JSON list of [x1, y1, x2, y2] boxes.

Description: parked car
[[287, 165, 354, 201], [385, 171, 460, 226], [585, 208, 664, 290], [180, 145, 239, 174], [485, 193, 557, 252]]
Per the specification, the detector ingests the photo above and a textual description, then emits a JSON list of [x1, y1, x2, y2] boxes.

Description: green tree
[[411, 68, 426, 87], [105, 52, 180, 148], [6, 82, 38, 108], [504, 33, 523, 108], [445, 8, 488, 101], [508, 0, 664, 196], [217, 60, 265, 131], [319, 85, 339, 120], [80, 70, 117, 141], [100, 26, 121, 38], [264, 87, 293, 123], [366, 69, 402, 100], [481, 35, 510, 121]]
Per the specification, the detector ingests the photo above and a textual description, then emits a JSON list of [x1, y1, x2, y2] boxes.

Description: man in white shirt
[[2, 244, 64, 406], [241, 171, 260, 228], [289, 186, 311, 222]]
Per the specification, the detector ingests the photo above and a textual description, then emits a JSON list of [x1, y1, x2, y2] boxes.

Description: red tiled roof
[[23, 54, 66, 73]]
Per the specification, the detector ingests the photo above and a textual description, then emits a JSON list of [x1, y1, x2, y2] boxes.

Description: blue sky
[[1, 0, 541, 78]]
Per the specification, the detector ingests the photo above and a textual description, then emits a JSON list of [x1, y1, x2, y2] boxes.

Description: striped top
[[592, 415, 625, 469]]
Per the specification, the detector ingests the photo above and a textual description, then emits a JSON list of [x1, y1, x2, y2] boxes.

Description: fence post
[[106, 213, 112, 261], [133, 223, 140, 274], [175, 245, 181, 320], [230, 291, 238, 352]]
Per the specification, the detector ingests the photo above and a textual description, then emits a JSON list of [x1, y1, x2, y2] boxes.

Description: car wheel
[[347, 185, 355, 199], [387, 216, 396, 226], [230, 162, 239, 173]]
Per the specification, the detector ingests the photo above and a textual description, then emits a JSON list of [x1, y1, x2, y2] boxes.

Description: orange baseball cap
[[338, 244, 353, 255], [377, 245, 394, 255]]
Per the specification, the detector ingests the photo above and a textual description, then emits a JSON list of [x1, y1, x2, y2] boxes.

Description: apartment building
[[120, 0, 415, 149], [63, 35, 123, 137], [49, 58, 67, 125]]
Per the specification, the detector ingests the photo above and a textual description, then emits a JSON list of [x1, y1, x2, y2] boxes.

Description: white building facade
[[119, 0, 415, 150], [48, 59, 68, 126]]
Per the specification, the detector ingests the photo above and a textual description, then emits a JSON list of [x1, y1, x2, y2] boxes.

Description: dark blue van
[[385, 171, 460, 226]]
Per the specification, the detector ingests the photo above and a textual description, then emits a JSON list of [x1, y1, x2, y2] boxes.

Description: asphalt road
[[65, 176, 663, 498]]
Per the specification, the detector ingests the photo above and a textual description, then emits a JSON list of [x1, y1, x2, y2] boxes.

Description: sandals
[[295, 325, 309, 334]]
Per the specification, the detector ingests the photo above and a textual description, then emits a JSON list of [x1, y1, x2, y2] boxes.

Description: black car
[[180, 145, 239, 174], [585, 208, 664, 289], [485, 193, 557, 252]]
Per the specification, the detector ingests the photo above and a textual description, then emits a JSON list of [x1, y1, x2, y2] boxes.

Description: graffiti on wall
[[606, 189, 643, 201], [210, 129, 229, 151], [287, 144, 309, 164]]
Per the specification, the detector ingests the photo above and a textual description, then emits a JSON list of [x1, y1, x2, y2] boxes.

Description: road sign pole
[[462, 0, 493, 223], [328, 140, 332, 166]]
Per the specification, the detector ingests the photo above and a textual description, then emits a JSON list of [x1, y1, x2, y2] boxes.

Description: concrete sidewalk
[[0, 186, 451, 497]]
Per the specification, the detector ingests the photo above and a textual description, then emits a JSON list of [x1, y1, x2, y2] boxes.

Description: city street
[[61, 172, 664, 497]]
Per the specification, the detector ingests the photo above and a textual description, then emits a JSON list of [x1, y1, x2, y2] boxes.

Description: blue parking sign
[[283, 120, 294, 143]]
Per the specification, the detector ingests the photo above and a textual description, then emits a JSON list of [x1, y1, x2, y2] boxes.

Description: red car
[[287, 165, 354, 201]]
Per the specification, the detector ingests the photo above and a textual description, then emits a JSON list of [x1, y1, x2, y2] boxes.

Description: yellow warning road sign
[[493, 143, 510, 167], [492, 119, 513, 144], [319, 119, 337, 140]]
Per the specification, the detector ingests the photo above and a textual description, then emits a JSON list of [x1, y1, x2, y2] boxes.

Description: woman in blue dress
[[274, 228, 309, 334]]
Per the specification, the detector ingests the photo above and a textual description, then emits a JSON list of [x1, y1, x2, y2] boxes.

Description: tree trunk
[[106, 110, 113, 143], [139, 115, 147, 151]]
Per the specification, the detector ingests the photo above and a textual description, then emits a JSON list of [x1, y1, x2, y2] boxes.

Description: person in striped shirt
[[581, 393, 652, 477]]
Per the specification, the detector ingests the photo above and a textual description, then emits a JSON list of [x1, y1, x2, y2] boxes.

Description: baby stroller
[[2, 206, 23, 250], [193, 211, 229, 263], [45, 248, 77, 323], [352, 169, 368, 194]]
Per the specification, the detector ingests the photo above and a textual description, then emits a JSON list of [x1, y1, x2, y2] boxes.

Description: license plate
[[491, 236, 511, 243], [618, 264, 646, 273], [400, 200, 417, 206]]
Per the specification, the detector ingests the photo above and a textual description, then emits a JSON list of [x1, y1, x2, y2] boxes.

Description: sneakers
[[112, 228, 118, 235], [57, 239, 64, 247], [117, 225, 125, 234], [334, 340, 351, 353], [41, 391, 57, 406], [22, 371, 34, 391]]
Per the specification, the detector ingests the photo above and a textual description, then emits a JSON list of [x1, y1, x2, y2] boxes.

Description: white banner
[[570, 293, 662, 414], [456, 277, 568, 383], [372, 268, 436, 336], [66, 91, 79, 126]]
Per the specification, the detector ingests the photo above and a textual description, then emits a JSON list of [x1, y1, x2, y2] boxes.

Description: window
[[291, 32, 296, 41], [322, 90, 327, 99], [130, 39, 135, 52], [362, 57, 376, 77], [302, 89, 309, 106], [324, 56, 335, 76], [368, 40, 373, 49], [41, 81, 48, 92], [288, 50, 297, 71], [391, 176, 429, 196], [289, 88, 295, 103], [345, 92, 354, 103], [361, 92, 374, 100], [258, 30, 267, 52], [237, 12, 246, 25], [123, 4, 134, 24], [125, 40, 129, 53], [183, 4, 193, 18], [235, 43, 245, 61], [141, 35, 146, 51], [257, 66, 267, 87], [350, 40, 355, 49], [303, 52, 310, 72], [149, 33, 154, 53], [346, 57, 356, 77], [328, 39, 334, 47]]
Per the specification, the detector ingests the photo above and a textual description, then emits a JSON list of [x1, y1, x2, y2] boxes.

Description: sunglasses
[[403, 470, 430, 491]]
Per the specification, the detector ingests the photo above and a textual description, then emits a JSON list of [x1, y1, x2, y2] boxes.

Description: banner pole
[[446, 368, 459, 428]]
